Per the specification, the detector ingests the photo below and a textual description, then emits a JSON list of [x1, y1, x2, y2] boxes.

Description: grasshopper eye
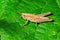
[[23, 15, 25, 16], [23, 15, 26, 17]]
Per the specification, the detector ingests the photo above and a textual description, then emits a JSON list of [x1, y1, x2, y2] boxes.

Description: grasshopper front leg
[[22, 20, 29, 27]]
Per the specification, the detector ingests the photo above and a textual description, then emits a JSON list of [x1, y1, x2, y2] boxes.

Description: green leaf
[[0, 0, 60, 40]]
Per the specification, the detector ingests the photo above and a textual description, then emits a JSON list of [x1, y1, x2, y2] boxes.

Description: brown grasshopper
[[21, 12, 52, 27]]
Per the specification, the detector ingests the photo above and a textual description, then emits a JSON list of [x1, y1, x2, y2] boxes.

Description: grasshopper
[[21, 12, 52, 27]]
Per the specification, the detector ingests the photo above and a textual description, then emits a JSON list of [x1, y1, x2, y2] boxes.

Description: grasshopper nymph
[[21, 12, 52, 27]]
